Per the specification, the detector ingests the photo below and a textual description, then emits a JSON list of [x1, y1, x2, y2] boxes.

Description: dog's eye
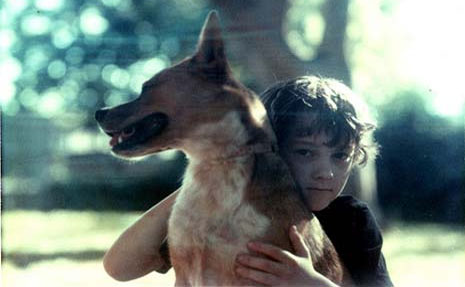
[[141, 83, 155, 94], [141, 85, 150, 94]]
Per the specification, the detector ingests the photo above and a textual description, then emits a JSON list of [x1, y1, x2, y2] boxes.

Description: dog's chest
[[168, 159, 270, 262]]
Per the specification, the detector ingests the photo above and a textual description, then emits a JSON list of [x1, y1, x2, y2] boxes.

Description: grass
[[382, 222, 465, 287], [2, 210, 464, 286], [2, 210, 138, 254]]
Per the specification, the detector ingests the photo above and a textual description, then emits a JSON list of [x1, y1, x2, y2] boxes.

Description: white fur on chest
[[168, 112, 270, 285], [169, 157, 269, 249], [168, 159, 270, 286]]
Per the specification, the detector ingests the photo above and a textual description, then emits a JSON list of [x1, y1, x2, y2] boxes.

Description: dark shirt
[[314, 195, 394, 287]]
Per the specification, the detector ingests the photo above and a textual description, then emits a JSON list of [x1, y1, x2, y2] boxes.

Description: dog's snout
[[95, 108, 109, 122]]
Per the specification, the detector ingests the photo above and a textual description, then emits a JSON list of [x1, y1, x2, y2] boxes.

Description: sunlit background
[[1, 0, 464, 286]]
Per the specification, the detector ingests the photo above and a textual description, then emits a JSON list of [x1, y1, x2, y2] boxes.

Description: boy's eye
[[295, 149, 315, 157], [333, 152, 351, 161]]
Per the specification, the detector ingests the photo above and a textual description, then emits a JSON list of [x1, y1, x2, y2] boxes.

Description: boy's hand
[[235, 225, 338, 287]]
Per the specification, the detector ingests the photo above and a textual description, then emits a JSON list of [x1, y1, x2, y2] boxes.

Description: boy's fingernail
[[247, 242, 257, 249], [235, 267, 244, 275], [236, 254, 246, 263]]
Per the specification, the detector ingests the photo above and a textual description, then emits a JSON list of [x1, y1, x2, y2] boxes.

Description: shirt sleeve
[[315, 195, 394, 287]]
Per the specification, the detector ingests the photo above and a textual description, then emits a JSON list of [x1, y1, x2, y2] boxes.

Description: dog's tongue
[[110, 133, 120, 147]]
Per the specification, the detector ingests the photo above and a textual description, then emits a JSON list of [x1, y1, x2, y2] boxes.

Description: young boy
[[103, 76, 393, 286]]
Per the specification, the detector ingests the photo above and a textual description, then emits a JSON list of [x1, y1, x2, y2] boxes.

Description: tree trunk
[[209, 0, 381, 218]]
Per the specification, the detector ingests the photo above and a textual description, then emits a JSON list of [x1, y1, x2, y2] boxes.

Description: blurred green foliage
[[1, 0, 463, 223], [2, 0, 209, 124], [376, 89, 464, 223]]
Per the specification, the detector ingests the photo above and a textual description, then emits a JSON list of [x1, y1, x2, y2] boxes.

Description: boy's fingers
[[235, 266, 277, 286], [236, 254, 283, 275], [247, 242, 293, 264], [289, 225, 310, 258]]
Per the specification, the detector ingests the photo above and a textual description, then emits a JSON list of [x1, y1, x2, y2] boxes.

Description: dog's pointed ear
[[193, 11, 230, 77]]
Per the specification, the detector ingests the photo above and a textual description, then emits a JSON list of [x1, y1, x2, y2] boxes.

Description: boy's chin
[[311, 204, 328, 212], [309, 198, 332, 212]]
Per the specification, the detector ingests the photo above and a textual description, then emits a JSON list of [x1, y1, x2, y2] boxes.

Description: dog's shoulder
[[248, 152, 297, 195]]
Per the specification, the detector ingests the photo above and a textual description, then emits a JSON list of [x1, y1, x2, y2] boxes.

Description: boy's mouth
[[104, 113, 169, 152], [306, 187, 333, 192]]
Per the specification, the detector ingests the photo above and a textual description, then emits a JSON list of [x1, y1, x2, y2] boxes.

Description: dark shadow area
[[3, 250, 106, 268], [375, 92, 464, 224]]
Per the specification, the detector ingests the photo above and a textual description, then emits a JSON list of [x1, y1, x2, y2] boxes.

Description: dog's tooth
[[118, 135, 123, 144]]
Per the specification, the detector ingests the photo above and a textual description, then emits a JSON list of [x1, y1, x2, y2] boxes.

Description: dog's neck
[[181, 111, 276, 162], [201, 142, 278, 164]]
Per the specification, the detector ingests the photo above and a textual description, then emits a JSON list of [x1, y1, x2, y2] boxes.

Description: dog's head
[[95, 11, 268, 158]]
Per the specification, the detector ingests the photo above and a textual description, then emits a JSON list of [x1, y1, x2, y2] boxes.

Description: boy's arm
[[103, 189, 179, 281]]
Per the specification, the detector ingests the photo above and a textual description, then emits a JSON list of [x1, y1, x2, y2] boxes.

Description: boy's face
[[280, 114, 355, 211]]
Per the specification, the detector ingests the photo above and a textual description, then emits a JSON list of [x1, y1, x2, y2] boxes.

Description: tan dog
[[96, 11, 346, 286]]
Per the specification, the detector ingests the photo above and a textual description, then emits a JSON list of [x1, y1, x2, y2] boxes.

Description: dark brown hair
[[260, 76, 378, 165]]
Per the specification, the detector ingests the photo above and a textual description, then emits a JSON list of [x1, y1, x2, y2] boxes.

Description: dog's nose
[[95, 108, 109, 122]]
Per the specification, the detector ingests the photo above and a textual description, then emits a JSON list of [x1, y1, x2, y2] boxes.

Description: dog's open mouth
[[106, 113, 168, 151]]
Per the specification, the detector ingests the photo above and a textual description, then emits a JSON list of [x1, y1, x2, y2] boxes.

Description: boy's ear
[[193, 11, 230, 77]]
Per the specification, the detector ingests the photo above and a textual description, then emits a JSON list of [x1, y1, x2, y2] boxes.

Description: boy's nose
[[312, 162, 334, 180]]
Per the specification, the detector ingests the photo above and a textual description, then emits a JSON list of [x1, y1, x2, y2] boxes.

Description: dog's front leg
[[173, 268, 192, 287], [174, 276, 191, 287], [171, 248, 195, 287]]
